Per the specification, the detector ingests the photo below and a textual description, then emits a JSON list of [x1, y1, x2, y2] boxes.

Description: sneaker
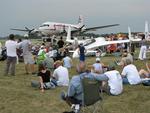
[[72, 104, 80, 113], [60, 91, 66, 101]]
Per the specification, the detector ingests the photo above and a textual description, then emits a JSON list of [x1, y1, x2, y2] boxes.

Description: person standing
[[19, 37, 35, 74], [4, 34, 19, 76], [78, 43, 86, 62], [57, 36, 64, 49], [0, 41, 2, 55], [138, 35, 147, 60]]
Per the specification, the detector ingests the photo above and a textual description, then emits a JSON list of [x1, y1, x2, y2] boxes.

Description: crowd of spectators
[[2, 34, 150, 113]]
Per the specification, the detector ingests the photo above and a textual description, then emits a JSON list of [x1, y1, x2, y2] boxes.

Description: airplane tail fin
[[77, 15, 85, 29], [128, 26, 141, 42], [66, 26, 71, 42], [145, 21, 149, 39], [128, 26, 132, 41]]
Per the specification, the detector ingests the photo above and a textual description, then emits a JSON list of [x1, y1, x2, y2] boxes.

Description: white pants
[[138, 45, 147, 60]]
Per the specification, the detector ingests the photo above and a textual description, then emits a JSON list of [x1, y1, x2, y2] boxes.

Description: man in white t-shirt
[[103, 65, 123, 95], [53, 60, 69, 86], [121, 59, 141, 85], [4, 34, 19, 76]]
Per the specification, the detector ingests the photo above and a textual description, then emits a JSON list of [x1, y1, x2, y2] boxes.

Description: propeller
[[75, 25, 86, 35], [25, 27, 35, 34], [11, 27, 35, 34], [25, 27, 30, 31], [79, 25, 86, 32]]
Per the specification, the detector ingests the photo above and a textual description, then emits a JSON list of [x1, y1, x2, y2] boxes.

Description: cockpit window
[[40, 24, 49, 27]]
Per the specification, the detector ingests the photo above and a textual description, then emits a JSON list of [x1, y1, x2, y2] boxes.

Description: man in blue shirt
[[61, 63, 107, 106]]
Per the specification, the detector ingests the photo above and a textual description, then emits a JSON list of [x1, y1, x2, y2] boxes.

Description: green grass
[[0, 55, 150, 113], [1, 38, 150, 113]]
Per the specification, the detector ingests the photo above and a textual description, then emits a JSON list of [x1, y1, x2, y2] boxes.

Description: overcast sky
[[0, 0, 150, 37]]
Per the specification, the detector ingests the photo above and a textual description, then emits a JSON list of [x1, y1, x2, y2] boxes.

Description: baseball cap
[[96, 58, 100, 61]]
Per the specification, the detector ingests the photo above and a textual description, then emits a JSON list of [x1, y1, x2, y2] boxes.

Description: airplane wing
[[10, 27, 35, 34], [71, 24, 119, 34], [82, 24, 120, 32], [130, 38, 141, 42], [10, 28, 29, 32], [85, 38, 130, 50], [70, 37, 130, 58]]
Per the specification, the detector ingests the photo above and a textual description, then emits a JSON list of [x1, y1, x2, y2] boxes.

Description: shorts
[[23, 54, 35, 64], [44, 82, 56, 89], [122, 77, 130, 84], [79, 54, 85, 62]]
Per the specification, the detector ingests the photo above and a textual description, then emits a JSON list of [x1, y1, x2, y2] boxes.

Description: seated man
[[115, 50, 133, 67], [61, 63, 98, 108], [61, 63, 123, 112], [121, 59, 141, 85], [103, 65, 123, 95], [53, 60, 69, 86]]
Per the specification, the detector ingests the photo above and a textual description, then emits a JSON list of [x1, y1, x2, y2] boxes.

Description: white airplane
[[65, 26, 131, 58], [11, 15, 119, 37], [65, 23, 145, 58], [85, 26, 144, 50]]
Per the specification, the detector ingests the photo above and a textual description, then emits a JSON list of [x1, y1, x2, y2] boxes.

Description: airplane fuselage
[[11, 15, 120, 38], [38, 22, 80, 36]]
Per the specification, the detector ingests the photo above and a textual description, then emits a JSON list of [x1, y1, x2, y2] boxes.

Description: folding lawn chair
[[71, 77, 103, 113]]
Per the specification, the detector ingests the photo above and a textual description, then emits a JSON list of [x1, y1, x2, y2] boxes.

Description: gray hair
[[125, 58, 132, 65]]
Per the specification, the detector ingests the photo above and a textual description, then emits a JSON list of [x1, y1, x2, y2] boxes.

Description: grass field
[[0, 55, 150, 113]]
